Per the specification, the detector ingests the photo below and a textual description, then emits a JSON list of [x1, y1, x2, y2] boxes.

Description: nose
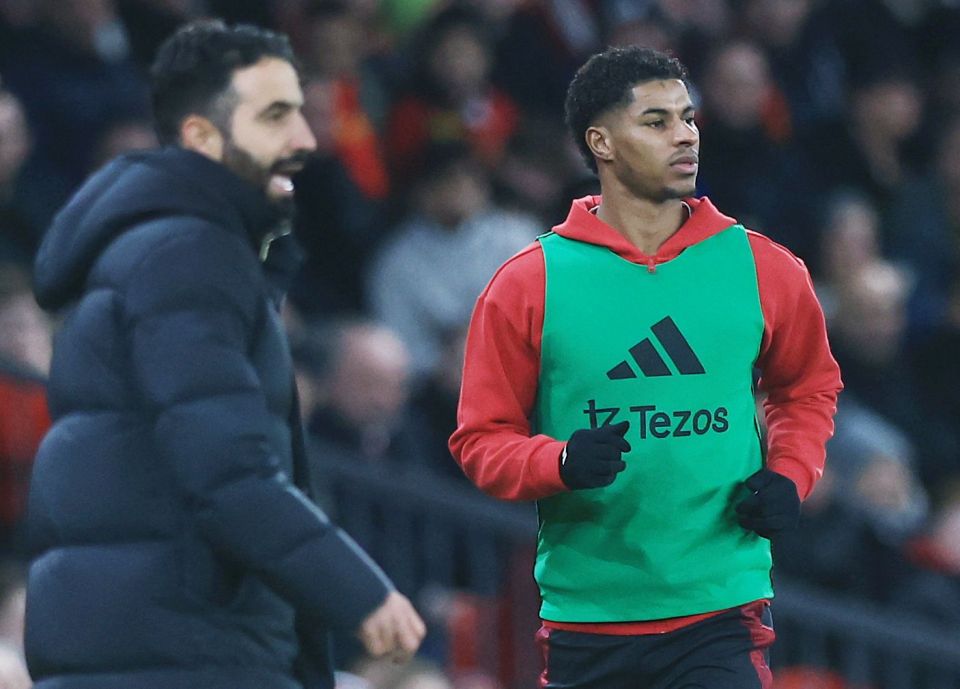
[[291, 111, 317, 153], [674, 118, 698, 147]]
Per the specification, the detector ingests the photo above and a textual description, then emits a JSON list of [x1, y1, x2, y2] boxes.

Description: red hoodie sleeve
[[749, 232, 842, 500], [448, 243, 568, 501]]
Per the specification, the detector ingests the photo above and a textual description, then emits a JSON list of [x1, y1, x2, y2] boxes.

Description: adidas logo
[[607, 316, 705, 379]]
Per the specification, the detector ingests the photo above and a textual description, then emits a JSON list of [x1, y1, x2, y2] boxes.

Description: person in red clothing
[[449, 46, 841, 688], [0, 263, 51, 554], [385, 5, 518, 181]]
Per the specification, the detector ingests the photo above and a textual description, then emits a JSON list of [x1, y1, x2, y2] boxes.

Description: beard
[[221, 138, 307, 218]]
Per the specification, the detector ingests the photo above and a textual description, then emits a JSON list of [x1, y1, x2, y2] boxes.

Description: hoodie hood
[[34, 146, 282, 311], [553, 195, 738, 269]]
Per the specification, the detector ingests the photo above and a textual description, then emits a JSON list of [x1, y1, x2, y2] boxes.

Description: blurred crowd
[[1, 0, 959, 687]]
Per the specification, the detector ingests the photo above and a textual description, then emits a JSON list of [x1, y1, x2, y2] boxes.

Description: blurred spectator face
[[306, 8, 364, 78], [93, 119, 157, 171], [855, 454, 918, 513], [39, 0, 116, 52], [608, 19, 675, 53], [0, 292, 52, 376], [930, 498, 960, 572], [328, 324, 411, 431], [0, 92, 30, 190], [659, 0, 731, 37], [428, 27, 489, 101], [703, 42, 770, 130], [834, 261, 908, 365], [418, 160, 488, 228], [743, 0, 811, 48], [851, 77, 922, 143], [820, 195, 880, 283]]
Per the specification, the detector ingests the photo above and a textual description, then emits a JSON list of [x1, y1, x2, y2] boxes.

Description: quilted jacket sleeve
[[123, 221, 391, 632]]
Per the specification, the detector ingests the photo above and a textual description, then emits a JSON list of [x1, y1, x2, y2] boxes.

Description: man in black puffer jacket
[[25, 20, 424, 689]]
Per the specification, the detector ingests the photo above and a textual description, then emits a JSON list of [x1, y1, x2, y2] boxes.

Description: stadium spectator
[[829, 260, 960, 490], [884, 115, 960, 334], [0, 0, 150, 230], [695, 39, 819, 263], [775, 397, 928, 601], [289, 0, 395, 316], [814, 190, 883, 317], [385, 4, 519, 181], [367, 141, 537, 378], [0, 264, 50, 554], [0, 89, 37, 265], [295, 319, 416, 469], [802, 64, 925, 213]]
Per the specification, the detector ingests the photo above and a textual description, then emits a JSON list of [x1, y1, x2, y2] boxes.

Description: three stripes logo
[[607, 316, 705, 380]]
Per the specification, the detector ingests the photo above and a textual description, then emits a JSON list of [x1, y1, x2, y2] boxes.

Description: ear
[[179, 114, 224, 160], [586, 125, 614, 166]]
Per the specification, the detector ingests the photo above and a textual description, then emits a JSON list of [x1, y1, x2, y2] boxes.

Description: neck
[[595, 191, 689, 255]]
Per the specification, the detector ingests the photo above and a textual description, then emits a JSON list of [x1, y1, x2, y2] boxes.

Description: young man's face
[[597, 78, 699, 202], [220, 57, 317, 207]]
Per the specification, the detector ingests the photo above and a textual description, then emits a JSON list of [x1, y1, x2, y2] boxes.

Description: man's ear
[[586, 125, 614, 166], [179, 114, 224, 160]]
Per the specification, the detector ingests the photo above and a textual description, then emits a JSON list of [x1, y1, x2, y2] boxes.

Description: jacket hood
[[34, 146, 282, 310], [553, 195, 739, 268]]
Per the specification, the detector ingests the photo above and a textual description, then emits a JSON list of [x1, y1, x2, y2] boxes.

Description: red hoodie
[[449, 195, 842, 633]]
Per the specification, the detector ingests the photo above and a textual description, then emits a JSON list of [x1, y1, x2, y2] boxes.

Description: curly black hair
[[564, 46, 688, 173], [150, 20, 297, 145]]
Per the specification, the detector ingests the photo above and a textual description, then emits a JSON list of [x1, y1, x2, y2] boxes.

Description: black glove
[[735, 468, 800, 539], [560, 421, 631, 490]]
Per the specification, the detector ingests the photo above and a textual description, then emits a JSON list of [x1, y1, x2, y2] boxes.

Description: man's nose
[[674, 119, 698, 146], [291, 112, 317, 152]]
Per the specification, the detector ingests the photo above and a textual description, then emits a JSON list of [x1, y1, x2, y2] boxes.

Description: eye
[[646, 120, 665, 129]]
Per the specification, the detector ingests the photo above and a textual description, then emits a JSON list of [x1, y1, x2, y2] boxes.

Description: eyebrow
[[258, 100, 300, 119], [640, 105, 696, 117]]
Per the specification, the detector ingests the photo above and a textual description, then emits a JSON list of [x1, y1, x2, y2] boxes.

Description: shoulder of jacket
[[480, 240, 544, 302], [745, 229, 807, 272]]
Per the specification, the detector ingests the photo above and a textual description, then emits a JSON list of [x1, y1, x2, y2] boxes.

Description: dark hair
[[150, 19, 297, 145], [564, 46, 688, 172]]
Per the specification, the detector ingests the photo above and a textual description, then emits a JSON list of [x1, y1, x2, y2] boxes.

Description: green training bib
[[534, 226, 773, 622]]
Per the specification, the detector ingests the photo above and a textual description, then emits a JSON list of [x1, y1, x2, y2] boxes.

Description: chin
[[267, 191, 297, 218], [664, 183, 697, 200]]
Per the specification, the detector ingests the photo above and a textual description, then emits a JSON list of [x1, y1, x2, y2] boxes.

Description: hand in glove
[[560, 421, 631, 490], [735, 468, 800, 539]]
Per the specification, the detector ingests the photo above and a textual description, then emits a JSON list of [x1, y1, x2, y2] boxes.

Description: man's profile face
[[219, 57, 317, 209], [599, 79, 699, 202]]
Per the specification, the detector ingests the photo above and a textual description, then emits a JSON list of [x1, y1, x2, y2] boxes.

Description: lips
[[670, 153, 698, 174], [268, 157, 308, 196], [670, 154, 699, 166]]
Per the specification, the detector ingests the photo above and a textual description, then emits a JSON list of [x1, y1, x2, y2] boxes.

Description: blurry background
[[1, 1, 959, 688]]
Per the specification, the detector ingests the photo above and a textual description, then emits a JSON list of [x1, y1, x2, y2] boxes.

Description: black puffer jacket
[[26, 147, 391, 689]]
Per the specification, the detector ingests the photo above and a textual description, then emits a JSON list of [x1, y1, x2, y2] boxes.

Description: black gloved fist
[[735, 468, 800, 539], [560, 420, 631, 490]]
